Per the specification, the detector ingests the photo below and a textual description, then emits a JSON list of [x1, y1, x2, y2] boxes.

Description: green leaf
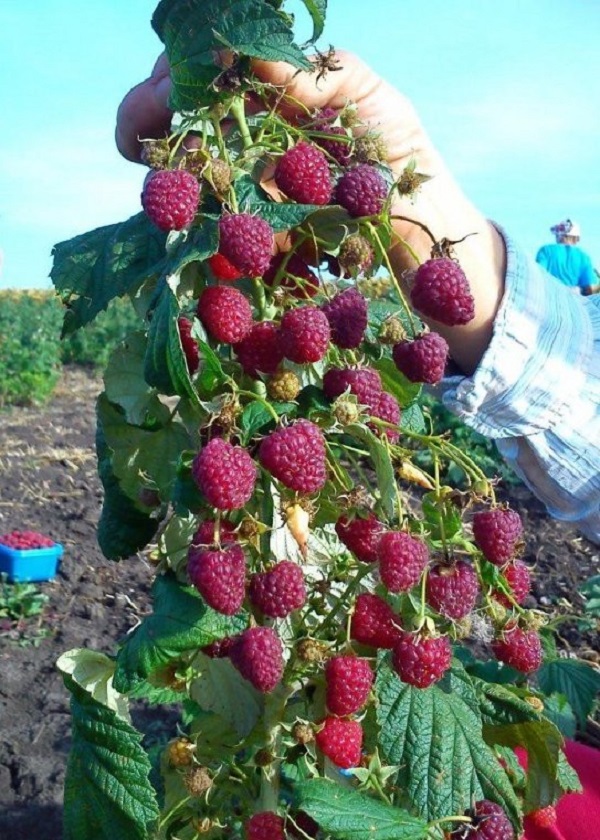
[[104, 332, 167, 426], [400, 402, 426, 433], [57, 649, 129, 720], [376, 659, 521, 828], [537, 658, 600, 728], [196, 340, 227, 397], [62, 675, 158, 840], [235, 173, 322, 230], [421, 490, 463, 541], [543, 694, 577, 739], [474, 679, 542, 727], [298, 0, 327, 43], [293, 779, 428, 840], [345, 424, 396, 518], [189, 654, 265, 738], [556, 748, 582, 794], [152, 0, 311, 111], [374, 357, 421, 408], [51, 213, 167, 335], [113, 574, 246, 693], [240, 401, 274, 443], [580, 574, 600, 617]]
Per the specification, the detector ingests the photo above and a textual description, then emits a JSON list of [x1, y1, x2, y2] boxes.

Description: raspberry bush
[[49, 2, 593, 839]]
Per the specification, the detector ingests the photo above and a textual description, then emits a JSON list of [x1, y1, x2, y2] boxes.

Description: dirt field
[[0, 366, 598, 840]]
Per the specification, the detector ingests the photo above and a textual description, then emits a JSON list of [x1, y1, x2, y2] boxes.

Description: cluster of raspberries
[[323, 365, 401, 442], [0, 530, 56, 550]]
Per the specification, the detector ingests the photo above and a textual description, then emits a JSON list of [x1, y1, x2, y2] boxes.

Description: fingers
[[115, 53, 173, 162]]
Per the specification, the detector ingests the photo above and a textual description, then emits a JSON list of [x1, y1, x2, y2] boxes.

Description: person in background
[[536, 219, 599, 295]]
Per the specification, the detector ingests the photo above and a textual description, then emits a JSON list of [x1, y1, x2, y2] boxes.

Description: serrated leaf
[[400, 403, 426, 433], [104, 332, 167, 426], [293, 779, 428, 840], [543, 694, 577, 739], [474, 679, 542, 727], [299, 0, 327, 43], [159, 511, 199, 572], [374, 357, 421, 408], [57, 649, 129, 720], [345, 424, 396, 518], [62, 675, 158, 840], [556, 748, 582, 794], [196, 340, 227, 396], [580, 574, 600, 617], [190, 654, 264, 738], [51, 213, 167, 335], [301, 205, 359, 252], [537, 658, 600, 728], [421, 490, 463, 541], [235, 173, 322, 230]]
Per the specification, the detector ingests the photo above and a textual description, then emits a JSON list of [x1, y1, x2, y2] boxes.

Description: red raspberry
[[263, 253, 320, 299], [392, 332, 449, 384], [201, 636, 236, 658], [410, 258, 475, 326], [230, 626, 284, 692], [197, 286, 253, 344], [208, 252, 242, 282], [234, 321, 283, 378], [527, 805, 557, 829], [192, 438, 257, 510], [279, 306, 331, 364], [188, 543, 246, 615], [191, 519, 237, 547], [321, 288, 368, 349], [334, 164, 388, 217], [306, 108, 353, 165], [426, 560, 479, 620], [335, 513, 386, 564], [274, 141, 333, 205], [259, 420, 327, 494], [451, 800, 515, 840], [350, 592, 401, 649], [472, 508, 523, 566], [315, 717, 363, 769], [392, 631, 452, 688], [177, 317, 199, 374], [378, 531, 428, 593], [141, 169, 200, 231], [245, 811, 285, 840], [492, 623, 542, 674], [325, 655, 374, 716], [249, 561, 306, 618], [218, 213, 274, 278], [493, 559, 531, 607], [323, 366, 382, 408], [369, 391, 401, 444]]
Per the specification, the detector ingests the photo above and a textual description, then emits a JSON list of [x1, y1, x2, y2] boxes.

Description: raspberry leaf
[[346, 424, 396, 518], [235, 173, 322, 231], [373, 357, 421, 407], [298, 0, 327, 43], [189, 655, 265, 738], [57, 649, 129, 720], [104, 331, 171, 426], [537, 657, 600, 729]]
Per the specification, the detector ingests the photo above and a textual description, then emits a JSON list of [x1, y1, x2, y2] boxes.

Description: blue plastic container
[[0, 543, 63, 583]]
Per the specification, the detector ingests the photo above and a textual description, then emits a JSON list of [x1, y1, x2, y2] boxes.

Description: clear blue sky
[[1, 0, 599, 289]]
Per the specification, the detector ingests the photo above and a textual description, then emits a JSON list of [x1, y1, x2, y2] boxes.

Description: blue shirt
[[535, 242, 596, 290], [438, 229, 600, 544]]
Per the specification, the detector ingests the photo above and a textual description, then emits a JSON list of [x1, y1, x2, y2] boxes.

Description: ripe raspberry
[[279, 306, 331, 364], [392, 631, 452, 688], [259, 420, 327, 493], [192, 438, 257, 510], [451, 800, 514, 840], [350, 592, 401, 649], [263, 253, 320, 299], [493, 559, 531, 607], [191, 518, 237, 547], [472, 508, 523, 566], [197, 286, 253, 344], [245, 811, 285, 840], [188, 543, 246, 615], [267, 370, 301, 402], [208, 252, 242, 282], [338, 234, 374, 275], [234, 321, 283, 378], [321, 288, 368, 349], [335, 513, 385, 564], [230, 626, 284, 692], [249, 561, 306, 618], [315, 716, 363, 769], [274, 141, 333, 205], [492, 623, 542, 674], [527, 805, 557, 829], [410, 258, 475, 326], [325, 655, 374, 716], [392, 332, 449, 384], [426, 560, 479, 620], [378, 531, 429, 593], [369, 391, 401, 444], [218, 213, 274, 278], [141, 169, 200, 231], [201, 636, 236, 658], [177, 317, 200, 374], [323, 366, 382, 408], [307, 108, 353, 165], [334, 164, 388, 218]]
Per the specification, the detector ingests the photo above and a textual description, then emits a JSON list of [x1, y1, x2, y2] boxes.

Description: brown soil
[[0, 366, 598, 840]]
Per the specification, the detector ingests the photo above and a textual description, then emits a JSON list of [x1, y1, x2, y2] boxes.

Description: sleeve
[[577, 251, 597, 289], [535, 245, 549, 270]]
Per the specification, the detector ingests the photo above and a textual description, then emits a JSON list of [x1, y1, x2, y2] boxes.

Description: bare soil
[[0, 366, 598, 840]]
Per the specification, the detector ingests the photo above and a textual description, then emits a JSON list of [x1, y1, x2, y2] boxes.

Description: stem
[[365, 222, 420, 336], [229, 95, 253, 150], [315, 563, 373, 638], [259, 685, 294, 812], [325, 441, 353, 491], [236, 387, 280, 422], [251, 276, 267, 318]]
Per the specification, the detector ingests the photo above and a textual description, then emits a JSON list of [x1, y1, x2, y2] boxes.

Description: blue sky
[[1, 0, 599, 289]]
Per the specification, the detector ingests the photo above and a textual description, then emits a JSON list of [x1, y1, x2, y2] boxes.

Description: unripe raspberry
[[295, 638, 328, 663], [369, 391, 401, 444], [274, 141, 333, 205], [353, 133, 388, 164], [379, 316, 406, 345], [315, 716, 363, 769], [378, 531, 429, 593], [259, 420, 327, 493], [335, 513, 386, 564], [493, 559, 531, 607], [527, 805, 557, 829], [323, 366, 382, 408], [410, 258, 475, 326], [338, 235, 374, 275], [292, 722, 315, 744], [142, 169, 200, 231], [197, 285, 253, 344], [267, 370, 301, 402], [492, 623, 542, 674], [279, 305, 331, 364], [230, 626, 284, 692], [177, 317, 200, 374], [321, 287, 368, 349], [451, 800, 515, 840], [183, 766, 213, 797], [140, 138, 170, 170], [392, 332, 449, 384], [325, 655, 374, 716], [392, 631, 452, 688], [332, 395, 361, 426], [205, 157, 232, 195], [334, 164, 388, 217], [263, 253, 320, 299], [218, 213, 274, 278], [235, 321, 284, 378], [167, 737, 195, 767], [396, 165, 430, 197], [249, 560, 306, 618], [192, 437, 257, 510], [350, 592, 401, 649], [245, 811, 285, 840], [426, 560, 479, 620], [472, 507, 523, 566], [188, 543, 246, 615], [208, 252, 243, 282]]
